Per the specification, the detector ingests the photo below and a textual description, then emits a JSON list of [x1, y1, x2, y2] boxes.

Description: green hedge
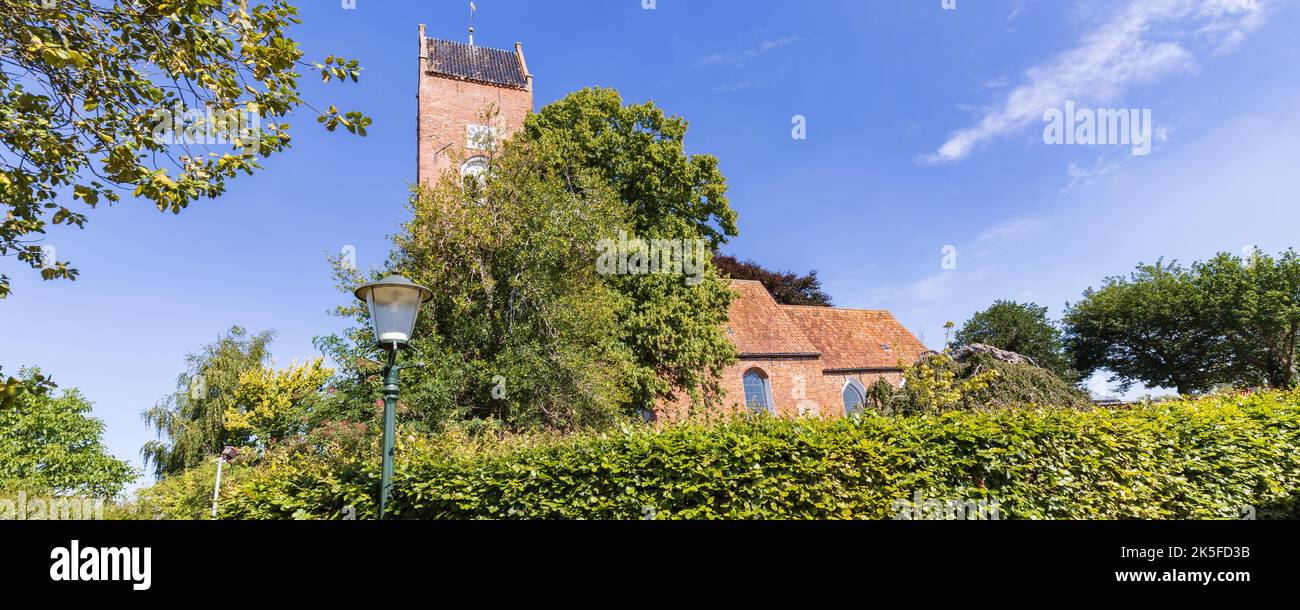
[[221, 390, 1300, 520]]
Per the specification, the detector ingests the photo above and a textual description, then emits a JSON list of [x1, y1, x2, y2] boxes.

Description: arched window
[[843, 379, 866, 417], [460, 156, 490, 192], [742, 369, 773, 414]]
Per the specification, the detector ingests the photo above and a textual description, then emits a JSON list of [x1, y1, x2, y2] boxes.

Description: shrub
[[216, 390, 1300, 520], [877, 353, 1092, 414], [962, 354, 1093, 409], [111, 450, 257, 520]]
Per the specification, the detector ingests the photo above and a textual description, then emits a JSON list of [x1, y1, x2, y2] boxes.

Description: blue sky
[[3, 0, 1299, 479]]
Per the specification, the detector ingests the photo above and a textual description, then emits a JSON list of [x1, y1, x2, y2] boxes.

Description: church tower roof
[[424, 38, 530, 91]]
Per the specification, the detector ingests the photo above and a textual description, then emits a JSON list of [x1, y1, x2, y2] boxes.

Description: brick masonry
[[659, 359, 904, 422], [416, 31, 533, 185]]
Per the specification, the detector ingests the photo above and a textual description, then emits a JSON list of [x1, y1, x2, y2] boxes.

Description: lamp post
[[210, 446, 239, 519], [354, 275, 433, 520]]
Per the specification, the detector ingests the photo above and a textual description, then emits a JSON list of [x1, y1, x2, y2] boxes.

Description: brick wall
[[657, 359, 904, 422], [416, 68, 533, 185]]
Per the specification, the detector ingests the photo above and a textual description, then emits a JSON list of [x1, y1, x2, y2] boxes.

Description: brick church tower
[[416, 24, 534, 185]]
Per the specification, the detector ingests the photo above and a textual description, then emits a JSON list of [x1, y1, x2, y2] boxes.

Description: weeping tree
[[141, 326, 274, 478], [0, 0, 369, 297]]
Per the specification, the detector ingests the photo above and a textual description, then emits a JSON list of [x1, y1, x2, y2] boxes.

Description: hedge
[[220, 390, 1300, 520]]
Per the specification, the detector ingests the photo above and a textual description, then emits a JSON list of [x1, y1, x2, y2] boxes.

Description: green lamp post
[[354, 275, 433, 520]]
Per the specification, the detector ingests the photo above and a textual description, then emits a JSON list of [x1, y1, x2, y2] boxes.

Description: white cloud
[[984, 75, 1011, 89], [865, 218, 1042, 306], [926, 0, 1268, 164], [1007, 0, 1027, 22], [713, 80, 762, 92], [975, 217, 1045, 245], [867, 268, 964, 305], [759, 36, 801, 52], [697, 35, 802, 67]]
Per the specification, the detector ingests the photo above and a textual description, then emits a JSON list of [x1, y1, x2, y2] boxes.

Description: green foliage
[[142, 326, 274, 478], [1066, 260, 1231, 394], [954, 300, 1078, 381], [713, 255, 832, 306], [1, 364, 55, 410], [520, 88, 739, 411], [225, 358, 333, 445], [873, 354, 1091, 415], [321, 90, 741, 429], [219, 389, 1300, 520], [1193, 250, 1300, 390], [1066, 250, 1300, 394], [110, 449, 254, 520], [116, 420, 373, 520], [141, 419, 374, 520], [893, 354, 1001, 415], [0, 368, 136, 497], [963, 355, 1094, 409], [323, 131, 639, 432], [0, 0, 368, 297], [522, 87, 738, 246]]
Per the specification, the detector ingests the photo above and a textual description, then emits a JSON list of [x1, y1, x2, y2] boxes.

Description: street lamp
[[210, 446, 239, 519], [354, 275, 433, 519]]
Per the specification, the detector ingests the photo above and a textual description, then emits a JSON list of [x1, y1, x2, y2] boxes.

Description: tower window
[[461, 156, 490, 192]]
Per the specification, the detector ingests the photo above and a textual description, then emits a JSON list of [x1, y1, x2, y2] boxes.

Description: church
[[413, 27, 929, 420]]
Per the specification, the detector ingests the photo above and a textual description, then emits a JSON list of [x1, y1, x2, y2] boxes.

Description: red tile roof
[[781, 306, 929, 370], [724, 280, 927, 371], [725, 280, 820, 357]]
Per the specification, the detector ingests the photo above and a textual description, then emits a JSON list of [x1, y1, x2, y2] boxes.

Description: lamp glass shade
[[356, 276, 431, 348]]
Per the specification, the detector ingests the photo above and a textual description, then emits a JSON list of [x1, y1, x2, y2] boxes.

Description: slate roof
[[425, 38, 529, 90], [724, 280, 926, 371]]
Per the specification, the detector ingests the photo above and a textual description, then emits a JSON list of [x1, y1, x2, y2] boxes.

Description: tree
[[1064, 261, 1233, 395], [0, 0, 369, 297], [324, 134, 639, 431], [2, 364, 55, 410], [1066, 251, 1300, 394], [142, 326, 274, 478], [0, 367, 136, 496], [225, 358, 332, 446], [1193, 250, 1300, 389], [713, 255, 833, 306], [954, 300, 1078, 381], [519, 88, 739, 409]]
